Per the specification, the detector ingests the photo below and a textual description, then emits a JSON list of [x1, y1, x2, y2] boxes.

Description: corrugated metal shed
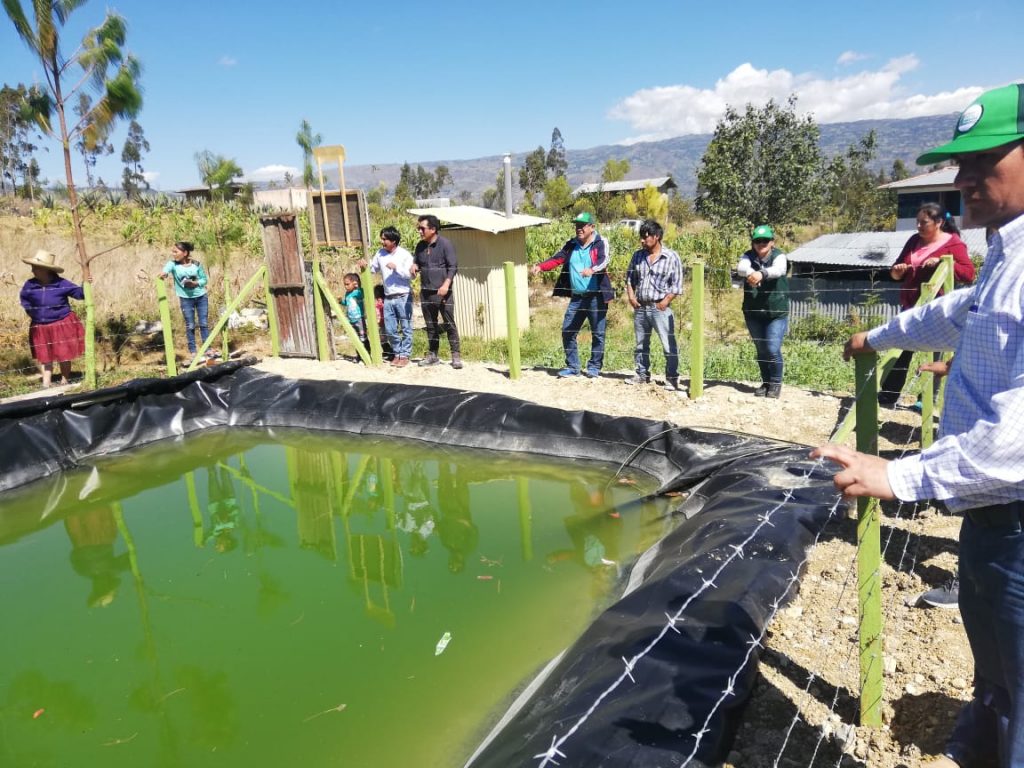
[[879, 167, 958, 190], [572, 177, 676, 196], [787, 228, 988, 267], [406, 206, 550, 340]]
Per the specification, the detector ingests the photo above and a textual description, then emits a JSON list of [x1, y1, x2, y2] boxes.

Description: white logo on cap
[[957, 104, 983, 134]]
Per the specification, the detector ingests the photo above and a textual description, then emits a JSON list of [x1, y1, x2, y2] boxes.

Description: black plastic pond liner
[[0, 363, 841, 767]]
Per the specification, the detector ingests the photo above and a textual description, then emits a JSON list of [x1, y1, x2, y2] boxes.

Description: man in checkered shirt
[[813, 83, 1024, 766]]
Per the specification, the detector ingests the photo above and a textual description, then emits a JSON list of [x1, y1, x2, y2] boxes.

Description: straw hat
[[22, 249, 64, 274]]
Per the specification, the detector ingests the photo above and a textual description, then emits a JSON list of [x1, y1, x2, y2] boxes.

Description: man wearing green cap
[[812, 83, 1024, 766], [531, 212, 615, 378]]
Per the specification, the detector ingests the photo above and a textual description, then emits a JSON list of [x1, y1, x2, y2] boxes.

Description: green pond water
[[0, 429, 672, 768]]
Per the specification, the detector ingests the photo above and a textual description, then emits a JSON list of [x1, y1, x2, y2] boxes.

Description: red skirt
[[29, 312, 86, 364]]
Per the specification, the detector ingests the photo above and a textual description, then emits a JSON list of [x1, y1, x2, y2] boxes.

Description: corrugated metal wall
[[446, 229, 530, 340], [788, 276, 900, 324], [261, 214, 318, 357]]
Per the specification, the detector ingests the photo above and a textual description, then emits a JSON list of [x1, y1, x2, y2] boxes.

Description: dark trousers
[[880, 350, 940, 406], [421, 290, 460, 354], [879, 349, 915, 405], [945, 512, 1024, 765]]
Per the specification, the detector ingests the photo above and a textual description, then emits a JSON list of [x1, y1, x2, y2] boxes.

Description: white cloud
[[218, 55, 238, 67], [837, 50, 868, 65], [607, 56, 986, 143], [246, 164, 299, 182], [142, 171, 159, 183]]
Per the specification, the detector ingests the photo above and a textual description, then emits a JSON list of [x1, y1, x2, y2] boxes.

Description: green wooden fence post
[[921, 365, 935, 447], [504, 261, 521, 380], [186, 266, 266, 371], [263, 267, 280, 357], [689, 260, 705, 399], [83, 281, 96, 389], [359, 267, 383, 366], [313, 271, 372, 365], [855, 352, 884, 728], [154, 277, 177, 377], [222, 273, 230, 361], [937, 254, 955, 413], [312, 257, 330, 362]]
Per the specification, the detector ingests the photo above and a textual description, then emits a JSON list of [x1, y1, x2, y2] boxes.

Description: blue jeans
[[633, 305, 678, 379], [179, 294, 209, 355], [744, 314, 788, 385], [945, 515, 1024, 767], [383, 294, 413, 358], [562, 293, 607, 373]]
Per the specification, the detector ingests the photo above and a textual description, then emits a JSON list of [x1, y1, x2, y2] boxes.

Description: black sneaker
[[766, 384, 782, 399], [754, 383, 769, 397], [920, 576, 959, 609], [418, 353, 440, 367], [624, 374, 650, 385]]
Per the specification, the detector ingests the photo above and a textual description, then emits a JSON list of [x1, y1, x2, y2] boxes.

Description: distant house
[[878, 167, 967, 231], [177, 183, 246, 203], [571, 176, 677, 198], [786, 229, 988, 325]]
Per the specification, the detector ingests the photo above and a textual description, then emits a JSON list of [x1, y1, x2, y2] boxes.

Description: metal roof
[[407, 205, 550, 234], [572, 177, 676, 196], [879, 167, 958, 190], [787, 228, 989, 267]]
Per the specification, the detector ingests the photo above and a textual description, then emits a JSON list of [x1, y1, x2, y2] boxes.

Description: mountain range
[[332, 114, 955, 203]]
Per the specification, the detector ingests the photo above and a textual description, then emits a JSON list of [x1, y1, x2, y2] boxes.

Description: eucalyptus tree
[[4, 0, 143, 277], [120, 119, 149, 198]]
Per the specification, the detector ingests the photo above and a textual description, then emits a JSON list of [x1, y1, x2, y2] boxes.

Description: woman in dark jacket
[[736, 225, 789, 398]]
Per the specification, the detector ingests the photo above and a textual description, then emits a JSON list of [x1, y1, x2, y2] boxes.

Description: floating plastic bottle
[[435, 631, 452, 656]]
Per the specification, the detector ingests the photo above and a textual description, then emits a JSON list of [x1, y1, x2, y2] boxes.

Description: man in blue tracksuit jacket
[[531, 212, 615, 378]]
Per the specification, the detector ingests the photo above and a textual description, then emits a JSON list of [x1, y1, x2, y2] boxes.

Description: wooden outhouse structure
[[408, 206, 550, 341]]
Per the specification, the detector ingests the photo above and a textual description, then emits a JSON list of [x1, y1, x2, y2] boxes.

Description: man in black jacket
[[412, 214, 462, 369]]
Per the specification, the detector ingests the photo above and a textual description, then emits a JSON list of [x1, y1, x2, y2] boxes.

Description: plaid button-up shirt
[[869, 212, 1024, 512], [625, 246, 684, 303]]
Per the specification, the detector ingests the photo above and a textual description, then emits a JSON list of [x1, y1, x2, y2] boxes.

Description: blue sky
[[2, 0, 1021, 191]]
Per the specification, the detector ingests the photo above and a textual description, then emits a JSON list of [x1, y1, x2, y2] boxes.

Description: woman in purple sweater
[[19, 249, 87, 388]]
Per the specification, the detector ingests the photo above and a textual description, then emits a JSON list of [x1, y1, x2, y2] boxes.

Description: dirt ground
[[253, 354, 968, 767]]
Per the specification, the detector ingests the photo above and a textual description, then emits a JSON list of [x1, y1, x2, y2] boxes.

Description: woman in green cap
[[736, 225, 789, 398]]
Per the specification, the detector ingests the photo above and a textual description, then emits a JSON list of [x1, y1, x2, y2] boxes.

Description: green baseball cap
[[572, 212, 595, 225], [751, 224, 774, 240], [917, 83, 1024, 165]]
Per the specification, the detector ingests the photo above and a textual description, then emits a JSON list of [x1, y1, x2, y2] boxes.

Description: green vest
[[741, 247, 789, 319]]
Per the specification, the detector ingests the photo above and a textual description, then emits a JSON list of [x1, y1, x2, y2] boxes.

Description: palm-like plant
[[194, 150, 243, 201], [295, 119, 322, 188], [4, 0, 143, 279]]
